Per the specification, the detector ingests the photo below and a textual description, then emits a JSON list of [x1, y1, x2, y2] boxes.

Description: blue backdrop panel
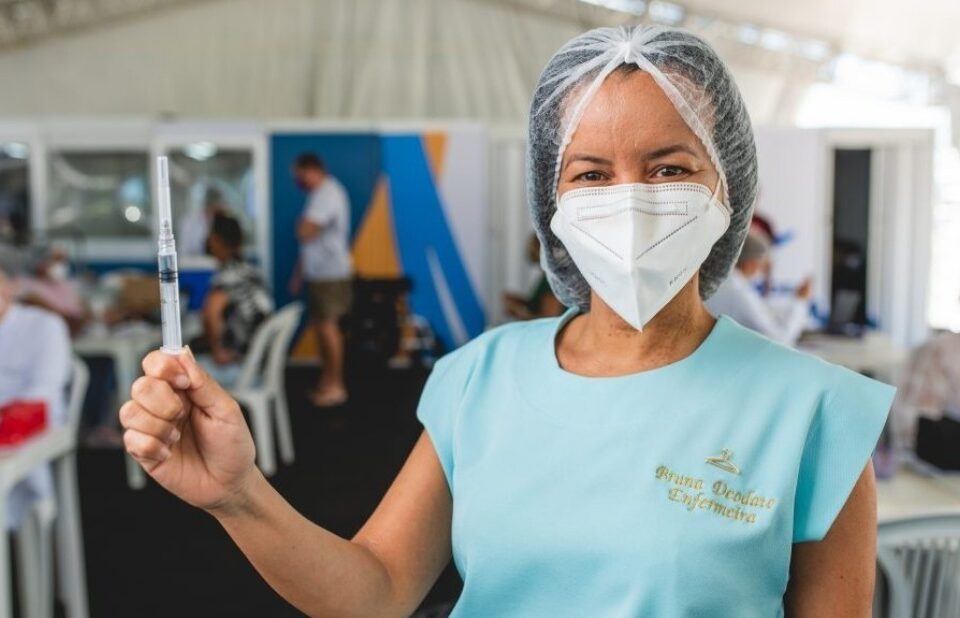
[[382, 135, 485, 349]]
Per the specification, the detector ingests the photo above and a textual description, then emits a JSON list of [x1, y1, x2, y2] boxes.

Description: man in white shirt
[[706, 232, 811, 346], [289, 154, 353, 407], [0, 247, 71, 528]]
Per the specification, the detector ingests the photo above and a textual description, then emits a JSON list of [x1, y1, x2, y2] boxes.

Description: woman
[[192, 212, 273, 380], [120, 26, 893, 617]]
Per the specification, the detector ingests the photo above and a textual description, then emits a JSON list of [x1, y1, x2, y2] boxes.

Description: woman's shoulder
[[434, 315, 559, 375], [715, 316, 893, 400]]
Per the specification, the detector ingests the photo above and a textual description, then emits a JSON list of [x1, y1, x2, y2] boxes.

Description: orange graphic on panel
[[423, 132, 448, 182], [351, 176, 401, 278]]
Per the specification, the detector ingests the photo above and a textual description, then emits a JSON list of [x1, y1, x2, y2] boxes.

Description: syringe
[[156, 156, 183, 354]]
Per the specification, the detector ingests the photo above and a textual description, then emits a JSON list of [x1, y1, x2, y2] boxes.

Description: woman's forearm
[[210, 470, 403, 617]]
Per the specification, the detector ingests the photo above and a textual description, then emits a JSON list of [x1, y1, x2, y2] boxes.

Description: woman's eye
[[575, 171, 605, 182], [654, 165, 688, 178]]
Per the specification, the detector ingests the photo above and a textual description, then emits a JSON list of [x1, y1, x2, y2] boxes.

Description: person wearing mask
[[0, 248, 71, 527], [179, 187, 228, 257], [502, 233, 564, 320], [288, 153, 352, 407], [120, 26, 893, 616], [192, 213, 273, 384], [14, 245, 88, 335], [706, 231, 812, 345]]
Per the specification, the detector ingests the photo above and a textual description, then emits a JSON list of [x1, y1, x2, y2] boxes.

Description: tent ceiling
[[677, 0, 960, 71], [0, 0, 212, 49], [1, 0, 956, 75], [499, 0, 958, 74]]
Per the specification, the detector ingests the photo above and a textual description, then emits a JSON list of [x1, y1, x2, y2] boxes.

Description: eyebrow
[[563, 144, 699, 171], [563, 153, 613, 171], [645, 144, 698, 160]]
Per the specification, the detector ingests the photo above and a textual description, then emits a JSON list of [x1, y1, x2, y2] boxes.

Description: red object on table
[[0, 400, 48, 446]]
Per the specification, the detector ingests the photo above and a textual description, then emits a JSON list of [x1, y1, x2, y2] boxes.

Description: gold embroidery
[[655, 465, 704, 490], [654, 463, 776, 525], [705, 448, 741, 475], [711, 481, 776, 509]]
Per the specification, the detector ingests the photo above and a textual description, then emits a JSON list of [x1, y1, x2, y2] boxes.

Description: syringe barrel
[[158, 252, 183, 353]]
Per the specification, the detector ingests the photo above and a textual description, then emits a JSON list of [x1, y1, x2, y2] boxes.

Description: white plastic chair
[[12, 356, 89, 618], [876, 514, 960, 618], [230, 302, 303, 477]]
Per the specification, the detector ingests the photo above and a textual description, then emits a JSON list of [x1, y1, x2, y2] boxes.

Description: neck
[[557, 280, 716, 377]]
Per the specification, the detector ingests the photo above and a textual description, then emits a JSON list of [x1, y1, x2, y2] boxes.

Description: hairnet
[[527, 25, 758, 310], [737, 232, 771, 266]]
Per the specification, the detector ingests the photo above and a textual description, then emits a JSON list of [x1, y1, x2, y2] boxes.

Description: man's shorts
[[307, 279, 354, 321]]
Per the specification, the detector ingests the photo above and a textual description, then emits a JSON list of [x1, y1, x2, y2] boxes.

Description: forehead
[[565, 70, 703, 156]]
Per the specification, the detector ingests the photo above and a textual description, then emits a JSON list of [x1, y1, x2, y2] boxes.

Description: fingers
[[130, 376, 184, 421], [174, 348, 238, 420], [123, 429, 171, 466], [142, 350, 191, 390], [119, 400, 181, 445]]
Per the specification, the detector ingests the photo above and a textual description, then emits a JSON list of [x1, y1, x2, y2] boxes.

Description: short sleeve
[[209, 268, 228, 291], [304, 189, 335, 226], [416, 346, 478, 491], [793, 368, 896, 542]]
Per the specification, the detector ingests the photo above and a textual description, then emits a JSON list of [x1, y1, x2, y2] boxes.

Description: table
[[0, 428, 88, 618], [73, 326, 160, 490], [877, 466, 960, 521], [798, 331, 908, 383]]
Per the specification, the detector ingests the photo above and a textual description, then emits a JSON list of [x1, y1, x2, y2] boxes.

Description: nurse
[[120, 25, 894, 617]]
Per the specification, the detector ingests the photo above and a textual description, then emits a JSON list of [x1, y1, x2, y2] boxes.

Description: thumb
[[175, 347, 236, 420]]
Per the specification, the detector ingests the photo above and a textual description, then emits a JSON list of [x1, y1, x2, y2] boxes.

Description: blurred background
[[0, 0, 959, 616]]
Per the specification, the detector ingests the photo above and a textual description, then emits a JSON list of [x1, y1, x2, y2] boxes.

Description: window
[[166, 146, 255, 256], [0, 142, 30, 243], [47, 150, 151, 239]]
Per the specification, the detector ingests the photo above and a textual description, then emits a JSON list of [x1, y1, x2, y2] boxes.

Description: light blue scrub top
[[417, 310, 894, 617]]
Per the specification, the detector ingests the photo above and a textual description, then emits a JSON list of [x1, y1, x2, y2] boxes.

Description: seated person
[[706, 232, 811, 345], [14, 244, 88, 335], [0, 248, 71, 528], [891, 331, 960, 449], [503, 233, 564, 320], [191, 214, 273, 384], [180, 187, 228, 257]]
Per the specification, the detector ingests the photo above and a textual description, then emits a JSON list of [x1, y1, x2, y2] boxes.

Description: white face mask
[[47, 261, 69, 282], [550, 181, 730, 330]]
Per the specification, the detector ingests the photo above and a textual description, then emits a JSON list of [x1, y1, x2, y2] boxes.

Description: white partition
[[0, 121, 45, 240], [488, 125, 531, 325], [40, 118, 155, 261]]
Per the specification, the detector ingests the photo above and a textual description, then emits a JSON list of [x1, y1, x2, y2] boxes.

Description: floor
[[68, 364, 462, 617]]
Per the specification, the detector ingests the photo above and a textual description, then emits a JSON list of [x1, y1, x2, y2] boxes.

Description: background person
[[502, 233, 564, 320], [706, 231, 812, 345], [0, 248, 71, 528], [191, 213, 273, 385], [179, 187, 228, 257], [14, 244, 88, 335], [289, 153, 352, 407]]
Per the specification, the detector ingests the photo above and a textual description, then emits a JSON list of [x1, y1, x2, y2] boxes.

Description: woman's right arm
[[121, 350, 452, 618]]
